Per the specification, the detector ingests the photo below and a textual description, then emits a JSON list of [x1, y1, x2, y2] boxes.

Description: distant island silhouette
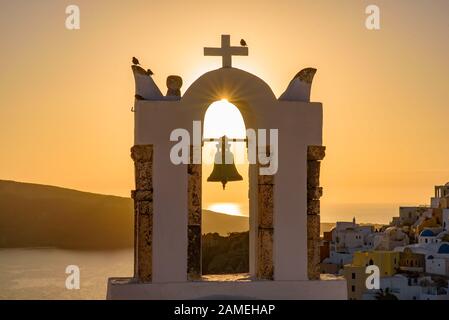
[[0, 180, 133, 250], [0, 180, 251, 250]]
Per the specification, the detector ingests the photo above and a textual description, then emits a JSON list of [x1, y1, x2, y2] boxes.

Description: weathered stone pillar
[[131, 145, 153, 283], [257, 146, 274, 280], [187, 146, 202, 279], [132, 199, 138, 278], [307, 145, 325, 280]]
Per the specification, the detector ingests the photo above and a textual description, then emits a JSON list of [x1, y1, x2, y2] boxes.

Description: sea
[[0, 248, 133, 300]]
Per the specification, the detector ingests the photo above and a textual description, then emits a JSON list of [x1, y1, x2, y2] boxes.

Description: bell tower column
[[187, 145, 202, 279], [256, 145, 275, 280], [307, 145, 325, 280], [131, 145, 154, 282]]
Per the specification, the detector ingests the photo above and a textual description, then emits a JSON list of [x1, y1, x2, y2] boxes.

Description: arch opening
[[201, 99, 250, 276]]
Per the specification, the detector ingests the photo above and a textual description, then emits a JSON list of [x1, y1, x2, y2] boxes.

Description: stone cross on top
[[204, 34, 248, 68]]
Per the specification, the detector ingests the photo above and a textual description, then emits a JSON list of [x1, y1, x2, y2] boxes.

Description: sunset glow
[[206, 202, 245, 217], [1, 0, 448, 223]]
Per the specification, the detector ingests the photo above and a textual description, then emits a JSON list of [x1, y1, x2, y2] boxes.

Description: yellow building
[[343, 265, 367, 300], [352, 251, 400, 277]]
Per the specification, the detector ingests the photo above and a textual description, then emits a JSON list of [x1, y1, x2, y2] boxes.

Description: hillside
[[202, 210, 248, 235], [0, 180, 134, 249], [202, 232, 249, 274]]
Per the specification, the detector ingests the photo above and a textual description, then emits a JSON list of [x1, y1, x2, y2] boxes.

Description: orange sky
[[0, 0, 448, 223]]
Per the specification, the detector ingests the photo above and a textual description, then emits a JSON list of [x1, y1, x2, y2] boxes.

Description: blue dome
[[438, 244, 449, 254], [420, 230, 435, 237]]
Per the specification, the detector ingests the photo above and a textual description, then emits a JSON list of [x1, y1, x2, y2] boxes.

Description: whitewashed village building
[[394, 242, 449, 277], [392, 183, 449, 278], [338, 183, 449, 300], [331, 219, 374, 254], [373, 227, 409, 251], [362, 274, 449, 300], [322, 219, 376, 269], [359, 183, 449, 300], [418, 229, 441, 245]]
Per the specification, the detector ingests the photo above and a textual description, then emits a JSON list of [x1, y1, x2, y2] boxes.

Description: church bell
[[207, 136, 243, 190]]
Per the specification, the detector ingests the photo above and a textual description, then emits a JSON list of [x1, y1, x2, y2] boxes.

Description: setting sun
[[206, 202, 245, 216], [203, 99, 246, 140]]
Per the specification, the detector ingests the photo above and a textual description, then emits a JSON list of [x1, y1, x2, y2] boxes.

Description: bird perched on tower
[[132, 57, 140, 65], [240, 39, 247, 47]]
